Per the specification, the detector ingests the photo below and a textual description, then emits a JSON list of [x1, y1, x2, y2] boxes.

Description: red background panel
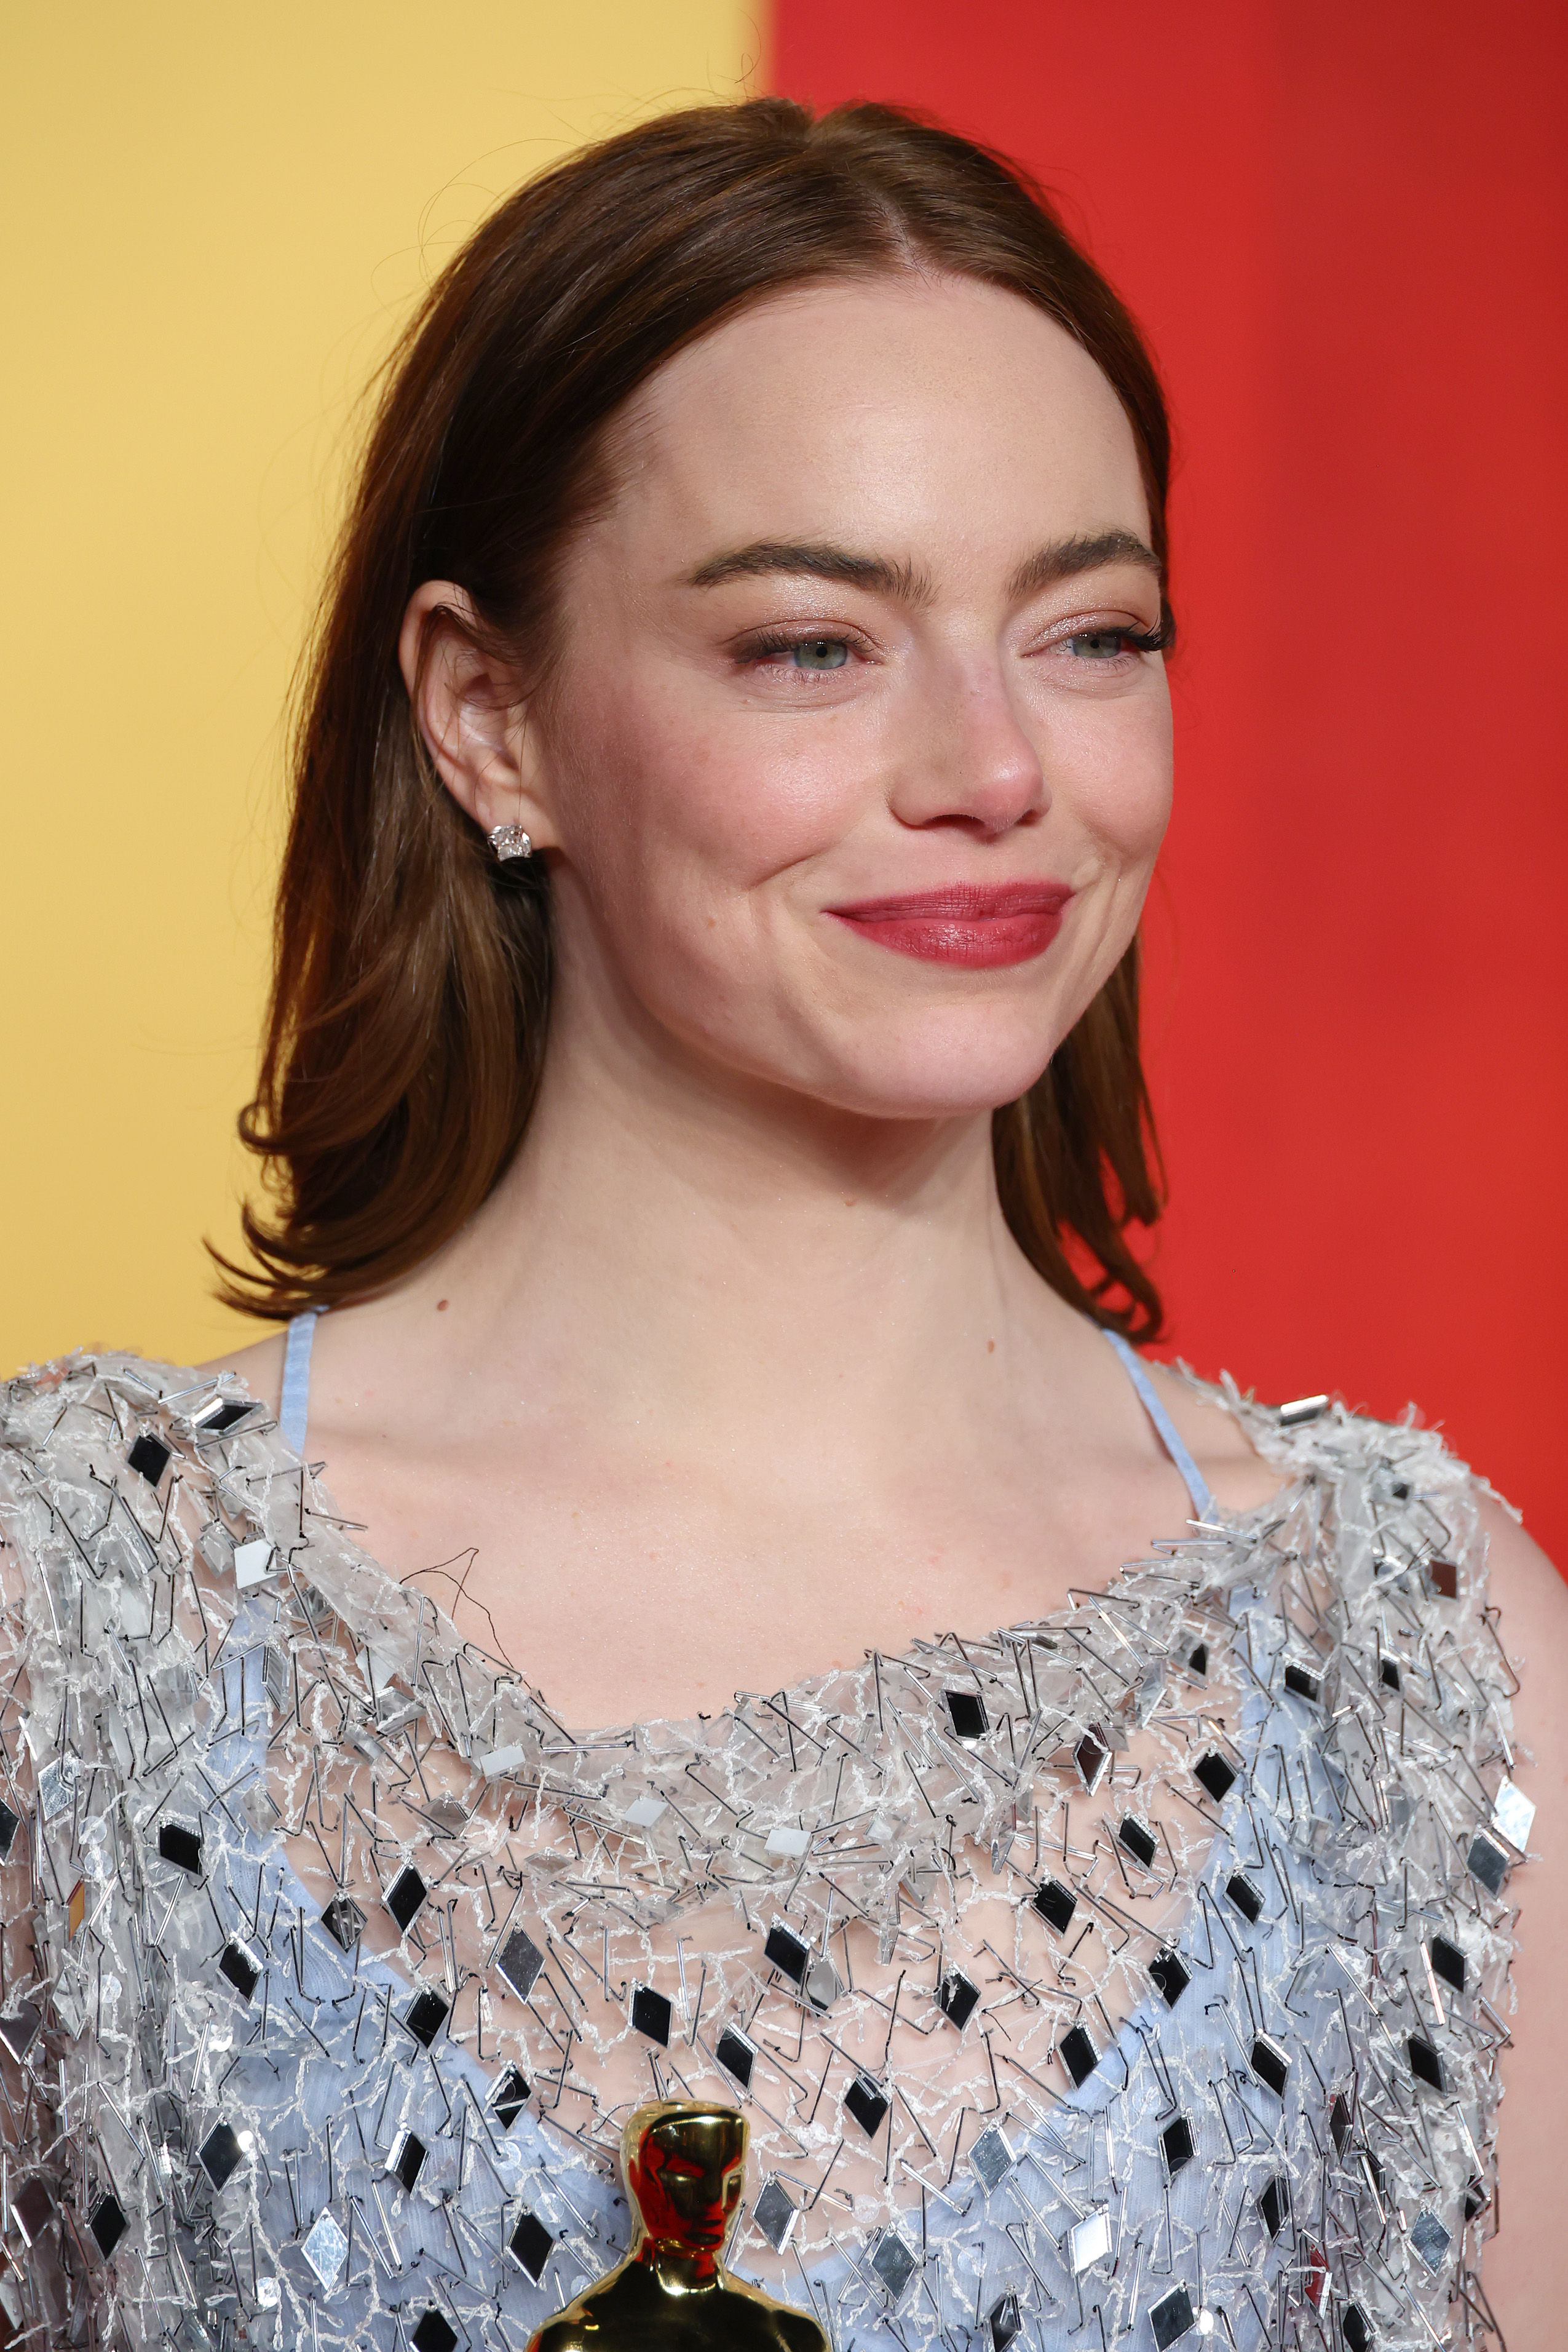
[[769, 0, 1568, 1563]]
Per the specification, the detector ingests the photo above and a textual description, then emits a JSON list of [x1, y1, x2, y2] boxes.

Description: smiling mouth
[[825, 881, 1074, 968]]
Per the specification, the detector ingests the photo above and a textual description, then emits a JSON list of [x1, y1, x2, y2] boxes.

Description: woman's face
[[528, 271, 1173, 1121]]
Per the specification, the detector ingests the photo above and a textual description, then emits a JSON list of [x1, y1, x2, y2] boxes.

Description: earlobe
[[397, 579, 555, 848]]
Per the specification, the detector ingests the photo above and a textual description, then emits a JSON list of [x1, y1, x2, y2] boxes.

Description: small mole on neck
[[436, 1298, 449, 1312]]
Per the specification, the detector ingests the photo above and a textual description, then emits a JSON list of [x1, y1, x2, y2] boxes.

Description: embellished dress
[[0, 1322, 1526, 2352]]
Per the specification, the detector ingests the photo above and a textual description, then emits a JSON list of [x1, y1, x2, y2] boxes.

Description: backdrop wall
[[6, 4, 1562, 1563], [770, 0, 1568, 1561]]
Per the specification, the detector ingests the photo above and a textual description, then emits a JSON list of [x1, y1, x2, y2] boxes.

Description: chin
[[801, 1017, 1057, 1122]]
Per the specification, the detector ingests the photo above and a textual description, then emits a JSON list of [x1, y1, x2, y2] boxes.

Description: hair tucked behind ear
[[212, 95, 1170, 1340]]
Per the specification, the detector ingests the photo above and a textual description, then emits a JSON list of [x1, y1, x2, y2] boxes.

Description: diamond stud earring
[[488, 824, 533, 862]]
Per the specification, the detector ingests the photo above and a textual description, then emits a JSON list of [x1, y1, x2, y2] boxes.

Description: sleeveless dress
[[0, 1323, 1525, 2352]]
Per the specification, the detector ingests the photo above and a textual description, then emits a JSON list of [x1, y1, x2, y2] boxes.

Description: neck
[[400, 955, 1069, 1454]]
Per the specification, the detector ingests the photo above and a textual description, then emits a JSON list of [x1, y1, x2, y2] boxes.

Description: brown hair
[[216, 97, 1170, 1337]]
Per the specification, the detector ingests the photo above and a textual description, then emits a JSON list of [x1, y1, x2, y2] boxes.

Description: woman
[[2, 98, 1560, 2352]]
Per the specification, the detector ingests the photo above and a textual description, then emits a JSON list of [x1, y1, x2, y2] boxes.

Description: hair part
[[213, 96, 1171, 1340]]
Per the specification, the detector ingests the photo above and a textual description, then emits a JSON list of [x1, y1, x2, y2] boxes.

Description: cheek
[[555, 669, 866, 913], [1048, 689, 1173, 864]]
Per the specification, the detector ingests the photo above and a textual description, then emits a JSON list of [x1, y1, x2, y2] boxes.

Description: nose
[[888, 651, 1047, 838]]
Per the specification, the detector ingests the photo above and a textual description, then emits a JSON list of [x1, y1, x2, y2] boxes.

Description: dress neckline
[[224, 1352, 1295, 1752]]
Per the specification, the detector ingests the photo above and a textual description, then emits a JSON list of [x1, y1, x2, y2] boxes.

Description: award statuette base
[[526, 2100, 828, 2350]]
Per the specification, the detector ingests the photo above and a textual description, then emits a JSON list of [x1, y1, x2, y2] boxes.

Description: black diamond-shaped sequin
[[1465, 2177, 1488, 2221], [944, 1688, 988, 1740], [1408, 2033, 1445, 2092], [716, 2025, 756, 2088], [1118, 1816, 1157, 1868], [1283, 1661, 1322, 1702], [844, 2073, 889, 2138], [1257, 2174, 1288, 2238], [869, 2228, 916, 2300], [1342, 2305, 1371, 2352], [1160, 2116, 1195, 2179], [87, 2188, 127, 2257], [1249, 2032, 1290, 2097], [10, 2180, 50, 2246], [218, 1941, 259, 2000], [1193, 1749, 1237, 1803], [1225, 1872, 1262, 1924], [1187, 1641, 1208, 1679], [1379, 1656, 1402, 1692], [392, 2132, 428, 2193], [764, 1923, 809, 1984], [405, 1988, 450, 2049], [0, 2006, 41, 2063], [936, 1969, 980, 2030], [1149, 1948, 1190, 2008], [197, 1399, 253, 1436], [1329, 2091, 1352, 2153], [0, 1800, 20, 1861], [1428, 1558, 1459, 1599], [158, 1822, 202, 1874], [753, 2177, 798, 2251], [199, 2123, 245, 2190], [1149, 2284, 1196, 2350], [320, 1893, 366, 1952], [631, 1984, 671, 2046], [509, 2207, 554, 2282], [127, 1435, 170, 1488], [1430, 1934, 1467, 1993], [1074, 1726, 1111, 1792], [411, 2312, 457, 2352], [1059, 2024, 1098, 2087], [386, 1865, 427, 1931], [1031, 1877, 1077, 1935], [1467, 1831, 1508, 1896], [494, 1924, 544, 2000], [489, 2064, 530, 2127], [988, 2290, 1022, 2350]]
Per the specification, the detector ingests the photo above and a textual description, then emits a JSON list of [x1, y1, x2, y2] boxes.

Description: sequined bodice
[[0, 1353, 1522, 2352]]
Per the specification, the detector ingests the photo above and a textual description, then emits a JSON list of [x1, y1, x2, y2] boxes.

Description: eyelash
[[734, 615, 1171, 671], [1083, 619, 1170, 657], [737, 629, 867, 665]]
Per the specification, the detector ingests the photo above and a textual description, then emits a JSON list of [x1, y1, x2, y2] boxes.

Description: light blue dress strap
[[278, 1307, 323, 1456], [1101, 1324, 1216, 1524]]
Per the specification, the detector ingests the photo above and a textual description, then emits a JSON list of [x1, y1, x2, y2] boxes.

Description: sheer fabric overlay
[[0, 1351, 1522, 2351]]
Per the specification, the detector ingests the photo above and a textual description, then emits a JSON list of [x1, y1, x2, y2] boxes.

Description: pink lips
[[827, 881, 1074, 967]]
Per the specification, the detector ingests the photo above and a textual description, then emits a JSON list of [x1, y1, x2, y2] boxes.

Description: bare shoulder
[[1480, 1490, 1568, 1649], [1142, 1358, 1289, 1514], [1471, 1496, 1568, 2338], [194, 1330, 287, 1416]]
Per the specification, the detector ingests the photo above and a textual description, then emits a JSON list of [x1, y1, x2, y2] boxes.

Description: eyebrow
[[683, 528, 1160, 603], [684, 541, 933, 600], [1006, 530, 1162, 600]]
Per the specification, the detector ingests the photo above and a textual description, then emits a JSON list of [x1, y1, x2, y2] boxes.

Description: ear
[[398, 581, 556, 848]]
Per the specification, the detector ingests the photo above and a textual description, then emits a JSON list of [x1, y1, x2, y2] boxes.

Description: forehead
[[593, 272, 1149, 571]]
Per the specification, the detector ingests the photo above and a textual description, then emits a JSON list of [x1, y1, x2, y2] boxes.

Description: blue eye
[[1068, 630, 1133, 660], [791, 638, 849, 670]]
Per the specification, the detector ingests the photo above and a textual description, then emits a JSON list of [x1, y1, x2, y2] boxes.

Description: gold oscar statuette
[[526, 2099, 829, 2348]]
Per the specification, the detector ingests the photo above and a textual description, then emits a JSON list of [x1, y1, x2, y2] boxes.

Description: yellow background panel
[[2, 2, 756, 1376]]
